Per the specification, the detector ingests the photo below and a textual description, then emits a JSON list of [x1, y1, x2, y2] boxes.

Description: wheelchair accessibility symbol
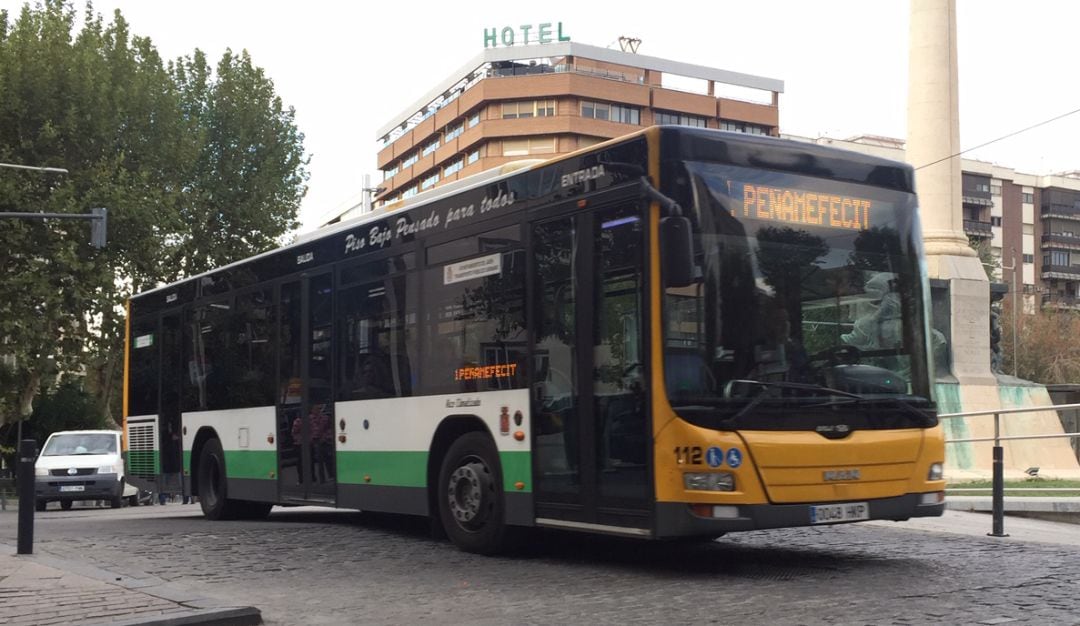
[[726, 448, 743, 468]]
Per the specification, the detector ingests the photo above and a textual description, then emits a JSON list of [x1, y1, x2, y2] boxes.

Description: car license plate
[[59, 485, 84, 492], [810, 501, 869, 524]]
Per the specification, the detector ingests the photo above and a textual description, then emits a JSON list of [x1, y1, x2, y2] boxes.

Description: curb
[[2, 542, 262, 626], [95, 607, 262, 626]]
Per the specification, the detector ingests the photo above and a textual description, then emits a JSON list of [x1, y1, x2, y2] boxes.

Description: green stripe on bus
[[499, 451, 532, 493], [223, 450, 277, 480], [338, 451, 428, 487], [183, 450, 191, 475], [337, 450, 532, 493]]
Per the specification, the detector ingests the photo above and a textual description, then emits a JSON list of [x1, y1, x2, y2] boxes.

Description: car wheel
[[128, 495, 139, 507]]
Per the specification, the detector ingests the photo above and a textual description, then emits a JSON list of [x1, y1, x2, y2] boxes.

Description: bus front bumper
[[655, 493, 946, 538]]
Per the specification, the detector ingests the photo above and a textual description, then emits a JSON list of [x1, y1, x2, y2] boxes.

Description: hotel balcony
[[1042, 264, 1080, 280], [963, 219, 993, 239], [1042, 293, 1080, 310], [1042, 233, 1080, 250]]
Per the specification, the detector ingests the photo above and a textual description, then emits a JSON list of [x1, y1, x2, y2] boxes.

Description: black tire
[[437, 432, 510, 554], [35, 499, 46, 512], [110, 482, 124, 508], [60, 500, 73, 511], [197, 438, 241, 520], [128, 495, 139, 507]]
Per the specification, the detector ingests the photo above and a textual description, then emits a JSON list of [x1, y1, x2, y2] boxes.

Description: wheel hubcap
[[448, 459, 490, 528]]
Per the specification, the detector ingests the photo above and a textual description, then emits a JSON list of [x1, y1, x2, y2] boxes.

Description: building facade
[[320, 41, 783, 225], [787, 134, 1080, 313]]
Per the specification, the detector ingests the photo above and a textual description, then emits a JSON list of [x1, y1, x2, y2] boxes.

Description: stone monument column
[[907, 0, 995, 387]]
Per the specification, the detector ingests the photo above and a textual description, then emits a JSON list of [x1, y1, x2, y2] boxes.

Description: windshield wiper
[[725, 379, 862, 400], [723, 380, 863, 423], [807, 396, 937, 426]]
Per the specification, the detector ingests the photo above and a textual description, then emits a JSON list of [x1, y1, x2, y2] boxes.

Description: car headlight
[[684, 472, 735, 491], [98, 463, 122, 475], [35, 467, 49, 477], [927, 462, 944, 481]]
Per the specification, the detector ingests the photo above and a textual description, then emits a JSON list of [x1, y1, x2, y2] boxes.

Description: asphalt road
[[3, 502, 1079, 625]]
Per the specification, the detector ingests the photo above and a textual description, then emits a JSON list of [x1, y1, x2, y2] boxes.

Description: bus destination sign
[[739, 183, 872, 231]]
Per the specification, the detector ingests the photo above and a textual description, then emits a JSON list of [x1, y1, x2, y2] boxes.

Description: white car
[[34, 430, 139, 511]]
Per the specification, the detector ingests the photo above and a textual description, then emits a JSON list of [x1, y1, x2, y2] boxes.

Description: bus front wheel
[[437, 432, 509, 554]]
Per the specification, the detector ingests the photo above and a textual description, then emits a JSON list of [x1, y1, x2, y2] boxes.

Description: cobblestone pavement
[[3, 504, 1080, 625]]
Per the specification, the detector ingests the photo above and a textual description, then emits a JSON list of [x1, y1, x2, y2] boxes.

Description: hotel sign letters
[[484, 23, 570, 48]]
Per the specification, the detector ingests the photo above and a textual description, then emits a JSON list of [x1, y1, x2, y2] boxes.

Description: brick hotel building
[[319, 39, 783, 224]]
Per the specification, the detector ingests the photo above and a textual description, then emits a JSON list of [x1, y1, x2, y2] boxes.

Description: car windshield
[[661, 160, 938, 429], [41, 434, 117, 456]]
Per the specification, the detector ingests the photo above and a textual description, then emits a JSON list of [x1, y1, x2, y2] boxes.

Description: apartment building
[[787, 133, 1080, 312], [319, 40, 783, 225]]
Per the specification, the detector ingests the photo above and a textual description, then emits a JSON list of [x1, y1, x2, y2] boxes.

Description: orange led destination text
[[455, 363, 518, 381], [742, 184, 871, 231]]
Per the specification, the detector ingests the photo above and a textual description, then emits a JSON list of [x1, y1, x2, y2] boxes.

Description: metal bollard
[[988, 412, 1009, 538], [17, 439, 36, 554]]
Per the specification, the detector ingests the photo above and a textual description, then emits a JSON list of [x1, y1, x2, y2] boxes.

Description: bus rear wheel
[[437, 432, 509, 554], [197, 438, 240, 520]]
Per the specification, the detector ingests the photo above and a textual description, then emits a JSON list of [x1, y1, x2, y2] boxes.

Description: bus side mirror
[[660, 216, 694, 287]]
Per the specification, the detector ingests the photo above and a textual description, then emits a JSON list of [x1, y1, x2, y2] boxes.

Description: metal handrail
[[940, 402, 1080, 537]]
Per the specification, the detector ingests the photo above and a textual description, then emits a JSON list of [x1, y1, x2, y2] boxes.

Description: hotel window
[[444, 159, 464, 176], [719, 119, 768, 134], [421, 172, 439, 190], [1050, 250, 1069, 266], [991, 184, 1002, 196], [468, 112, 481, 128], [385, 164, 399, 178], [402, 185, 419, 199], [1022, 254, 1034, 264], [467, 149, 481, 164], [503, 137, 555, 157], [581, 101, 640, 125], [1021, 192, 1034, 204], [402, 153, 419, 168], [422, 140, 440, 157], [445, 122, 464, 141], [991, 216, 1002, 227], [502, 99, 556, 119], [658, 111, 708, 128]]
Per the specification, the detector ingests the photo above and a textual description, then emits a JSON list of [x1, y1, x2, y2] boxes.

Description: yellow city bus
[[124, 126, 945, 553]]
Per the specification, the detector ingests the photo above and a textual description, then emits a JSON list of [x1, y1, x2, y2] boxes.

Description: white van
[[34, 430, 137, 511]]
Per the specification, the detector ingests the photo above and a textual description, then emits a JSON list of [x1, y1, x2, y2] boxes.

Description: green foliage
[[0, 1, 308, 426], [24, 380, 107, 443]]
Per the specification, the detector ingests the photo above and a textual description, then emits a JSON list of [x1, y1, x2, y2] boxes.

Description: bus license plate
[[810, 502, 868, 524], [60, 485, 84, 492]]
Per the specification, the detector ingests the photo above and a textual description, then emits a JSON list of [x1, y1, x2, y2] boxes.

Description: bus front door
[[530, 203, 651, 533], [278, 273, 337, 503]]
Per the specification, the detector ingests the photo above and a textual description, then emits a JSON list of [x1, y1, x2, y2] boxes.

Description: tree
[[1000, 306, 1080, 384], [0, 1, 308, 431]]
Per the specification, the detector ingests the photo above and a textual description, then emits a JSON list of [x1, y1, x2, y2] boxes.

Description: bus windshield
[[663, 160, 937, 430]]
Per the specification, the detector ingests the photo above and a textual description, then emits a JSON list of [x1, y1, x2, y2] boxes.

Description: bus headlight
[[684, 472, 735, 491], [927, 463, 944, 481]]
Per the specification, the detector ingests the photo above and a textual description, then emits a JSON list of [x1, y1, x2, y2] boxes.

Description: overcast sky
[[4, 0, 1079, 232]]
